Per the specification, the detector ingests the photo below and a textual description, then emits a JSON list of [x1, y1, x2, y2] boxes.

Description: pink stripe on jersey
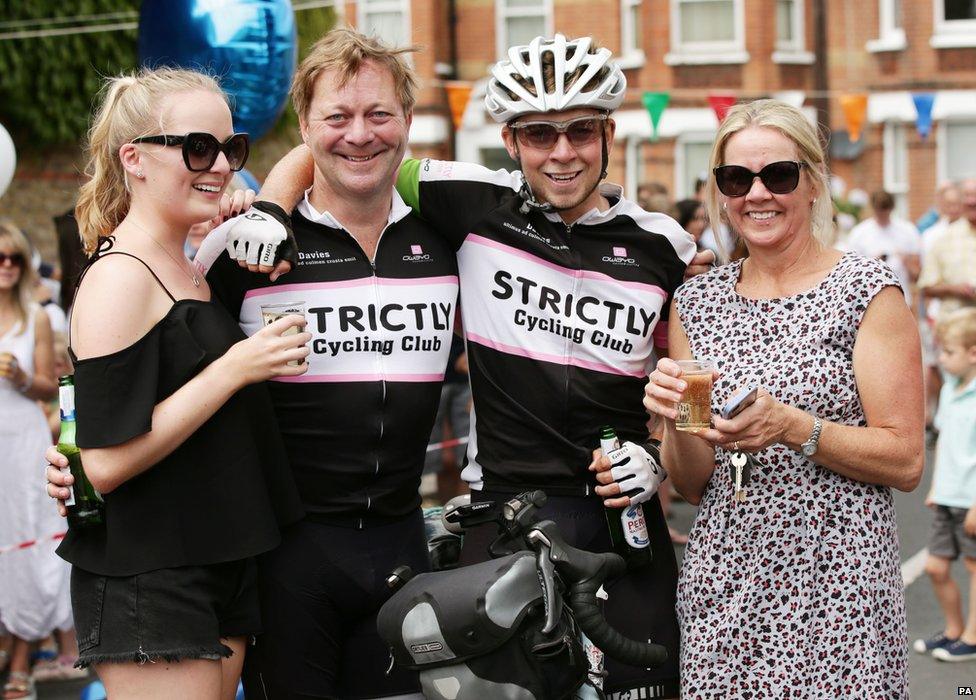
[[273, 372, 446, 383], [379, 275, 459, 286], [244, 275, 458, 299], [466, 332, 646, 378], [245, 279, 372, 299], [465, 234, 667, 297]]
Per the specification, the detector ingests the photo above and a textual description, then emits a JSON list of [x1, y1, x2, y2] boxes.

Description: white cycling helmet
[[485, 34, 627, 123]]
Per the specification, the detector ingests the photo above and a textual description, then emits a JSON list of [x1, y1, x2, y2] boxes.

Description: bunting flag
[[641, 91, 669, 141], [839, 94, 868, 142], [444, 82, 473, 130], [708, 93, 737, 123], [912, 93, 935, 140]]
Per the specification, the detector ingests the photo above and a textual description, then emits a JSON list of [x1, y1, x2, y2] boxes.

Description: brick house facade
[[348, 0, 976, 220], [5, 1, 976, 258]]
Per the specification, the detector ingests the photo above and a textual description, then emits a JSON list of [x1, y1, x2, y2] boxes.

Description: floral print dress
[[674, 252, 908, 698]]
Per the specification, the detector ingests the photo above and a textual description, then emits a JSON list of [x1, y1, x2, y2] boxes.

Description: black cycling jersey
[[397, 159, 695, 493], [200, 194, 459, 523]]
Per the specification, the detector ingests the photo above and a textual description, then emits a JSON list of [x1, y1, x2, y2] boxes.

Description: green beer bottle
[[57, 375, 103, 528], [599, 425, 651, 571]]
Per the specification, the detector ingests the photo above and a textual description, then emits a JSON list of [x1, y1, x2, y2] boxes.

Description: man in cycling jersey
[[170, 30, 455, 700], [235, 35, 695, 699]]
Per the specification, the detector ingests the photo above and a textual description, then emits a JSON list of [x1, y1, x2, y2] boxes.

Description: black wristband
[[643, 438, 662, 463], [249, 200, 291, 228], [250, 200, 298, 265]]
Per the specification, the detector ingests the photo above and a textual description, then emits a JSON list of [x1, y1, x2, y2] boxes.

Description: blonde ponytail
[[75, 68, 226, 254]]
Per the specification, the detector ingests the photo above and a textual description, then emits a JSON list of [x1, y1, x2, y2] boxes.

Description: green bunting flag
[[641, 91, 670, 142]]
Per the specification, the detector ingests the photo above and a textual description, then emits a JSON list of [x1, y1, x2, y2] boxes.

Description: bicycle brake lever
[[527, 528, 562, 635]]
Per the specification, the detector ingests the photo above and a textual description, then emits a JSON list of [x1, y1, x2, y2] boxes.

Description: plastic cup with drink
[[675, 359, 715, 433], [260, 301, 306, 367]]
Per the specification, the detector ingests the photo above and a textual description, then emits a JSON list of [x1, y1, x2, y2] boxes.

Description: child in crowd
[[915, 307, 976, 661]]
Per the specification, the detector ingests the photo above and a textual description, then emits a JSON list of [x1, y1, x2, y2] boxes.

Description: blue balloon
[[81, 680, 107, 700], [138, 0, 296, 140], [234, 167, 261, 192]]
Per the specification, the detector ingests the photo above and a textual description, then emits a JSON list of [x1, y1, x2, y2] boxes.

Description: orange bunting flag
[[445, 82, 473, 130], [839, 94, 868, 142]]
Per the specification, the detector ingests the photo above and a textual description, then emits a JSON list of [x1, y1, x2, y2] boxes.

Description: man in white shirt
[[847, 189, 922, 307], [923, 182, 964, 258]]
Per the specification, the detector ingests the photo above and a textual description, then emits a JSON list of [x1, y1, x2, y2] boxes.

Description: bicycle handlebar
[[530, 518, 669, 669], [443, 489, 669, 669]]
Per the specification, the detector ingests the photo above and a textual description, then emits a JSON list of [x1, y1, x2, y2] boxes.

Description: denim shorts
[[71, 558, 260, 668]]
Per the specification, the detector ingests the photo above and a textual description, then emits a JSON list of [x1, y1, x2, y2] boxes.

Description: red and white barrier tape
[[426, 436, 469, 453], [2, 437, 469, 555], [0, 531, 65, 556]]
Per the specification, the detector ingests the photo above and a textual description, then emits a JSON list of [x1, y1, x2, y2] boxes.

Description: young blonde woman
[[0, 221, 65, 700], [52, 68, 308, 700]]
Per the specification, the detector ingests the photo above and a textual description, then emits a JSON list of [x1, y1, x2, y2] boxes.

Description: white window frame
[[624, 138, 641, 200], [357, 0, 411, 47], [772, 0, 814, 63], [665, 0, 749, 66], [882, 121, 910, 219], [931, 0, 976, 48], [618, 0, 646, 69], [936, 120, 976, 183], [867, 0, 907, 52], [674, 132, 716, 199], [495, 0, 553, 60]]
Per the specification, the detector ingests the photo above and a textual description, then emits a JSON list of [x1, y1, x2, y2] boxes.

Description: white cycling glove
[[605, 441, 667, 506], [223, 201, 298, 267]]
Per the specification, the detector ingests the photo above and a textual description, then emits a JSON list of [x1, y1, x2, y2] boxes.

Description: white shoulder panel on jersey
[[615, 199, 698, 266], [419, 159, 523, 193]]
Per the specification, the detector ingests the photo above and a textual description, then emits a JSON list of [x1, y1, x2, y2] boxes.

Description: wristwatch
[[801, 416, 823, 457]]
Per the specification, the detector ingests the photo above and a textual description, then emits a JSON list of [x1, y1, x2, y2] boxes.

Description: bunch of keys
[[728, 449, 757, 503]]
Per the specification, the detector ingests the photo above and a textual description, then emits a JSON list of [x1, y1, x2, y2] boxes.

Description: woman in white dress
[[0, 221, 68, 700]]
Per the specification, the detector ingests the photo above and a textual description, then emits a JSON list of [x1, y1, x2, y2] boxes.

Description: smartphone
[[720, 386, 758, 419]]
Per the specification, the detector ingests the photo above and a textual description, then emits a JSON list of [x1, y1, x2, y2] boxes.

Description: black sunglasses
[[713, 160, 805, 197], [509, 114, 607, 150], [131, 132, 250, 172], [0, 252, 25, 268]]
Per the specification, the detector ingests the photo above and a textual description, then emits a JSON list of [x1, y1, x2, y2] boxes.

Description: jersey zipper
[[342, 220, 395, 525], [565, 222, 581, 444]]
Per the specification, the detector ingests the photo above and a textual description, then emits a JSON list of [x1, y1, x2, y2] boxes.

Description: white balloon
[[0, 123, 15, 200]]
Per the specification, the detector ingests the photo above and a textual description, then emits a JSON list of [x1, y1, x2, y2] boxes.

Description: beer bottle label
[[621, 504, 650, 548], [59, 385, 75, 421], [60, 466, 76, 507]]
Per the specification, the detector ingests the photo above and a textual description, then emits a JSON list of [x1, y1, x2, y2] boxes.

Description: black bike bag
[[377, 552, 586, 699], [377, 552, 541, 667]]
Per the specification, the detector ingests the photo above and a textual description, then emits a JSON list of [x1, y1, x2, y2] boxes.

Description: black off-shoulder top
[[57, 246, 304, 576]]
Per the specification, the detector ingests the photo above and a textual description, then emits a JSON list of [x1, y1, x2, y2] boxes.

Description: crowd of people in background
[[0, 26, 975, 700], [0, 220, 85, 700]]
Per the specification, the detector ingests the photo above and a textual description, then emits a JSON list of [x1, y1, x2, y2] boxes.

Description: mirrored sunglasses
[[713, 160, 805, 197], [131, 132, 250, 172]]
